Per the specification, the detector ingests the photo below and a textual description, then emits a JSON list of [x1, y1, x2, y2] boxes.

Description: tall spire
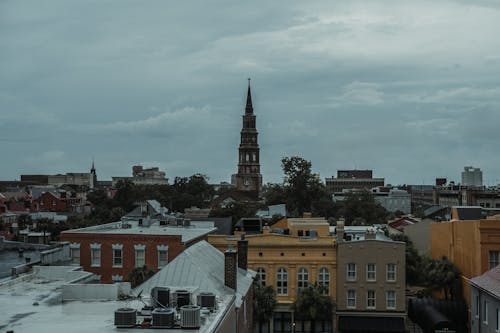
[[245, 78, 253, 114], [91, 158, 95, 173]]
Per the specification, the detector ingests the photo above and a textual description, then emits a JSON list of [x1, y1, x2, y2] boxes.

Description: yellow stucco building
[[208, 217, 336, 332]]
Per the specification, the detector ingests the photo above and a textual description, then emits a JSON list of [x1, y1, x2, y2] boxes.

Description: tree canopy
[[293, 283, 334, 332], [336, 189, 389, 225]]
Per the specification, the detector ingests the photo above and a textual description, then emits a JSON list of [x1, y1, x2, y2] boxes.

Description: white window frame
[[387, 263, 396, 282], [90, 243, 101, 267], [386, 290, 396, 309], [347, 263, 357, 281], [157, 245, 168, 268], [484, 300, 489, 325], [297, 268, 309, 291], [347, 289, 356, 309], [489, 251, 500, 269], [69, 243, 80, 265], [256, 268, 266, 286], [318, 267, 330, 295], [366, 263, 376, 281], [134, 244, 146, 268], [111, 275, 123, 282], [112, 244, 123, 268], [276, 268, 288, 296], [367, 290, 376, 309]]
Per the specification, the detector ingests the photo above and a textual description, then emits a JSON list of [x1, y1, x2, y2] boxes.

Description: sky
[[1, 0, 500, 186]]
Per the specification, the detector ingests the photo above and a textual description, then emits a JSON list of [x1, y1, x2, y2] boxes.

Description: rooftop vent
[[197, 292, 216, 310], [114, 308, 136, 328], [151, 287, 170, 308], [152, 308, 175, 328], [180, 305, 201, 329]]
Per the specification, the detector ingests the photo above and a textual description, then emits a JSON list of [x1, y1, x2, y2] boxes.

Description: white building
[[374, 189, 412, 214], [462, 166, 483, 187]]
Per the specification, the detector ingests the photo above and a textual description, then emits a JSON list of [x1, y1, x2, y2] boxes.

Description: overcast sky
[[1, 0, 500, 186]]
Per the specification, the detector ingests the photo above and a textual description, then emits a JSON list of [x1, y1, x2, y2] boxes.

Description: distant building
[[112, 165, 168, 186], [61, 217, 216, 283], [373, 188, 411, 214], [462, 166, 483, 187], [334, 220, 406, 333], [21, 162, 97, 189], [326, 169, 384, 193]]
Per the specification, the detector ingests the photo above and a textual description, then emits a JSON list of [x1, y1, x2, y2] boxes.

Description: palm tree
[[253, 281, 276, 333], [426, 256, 462, 300], [293, 283, 334, 333], [127, 265, 155, 288]]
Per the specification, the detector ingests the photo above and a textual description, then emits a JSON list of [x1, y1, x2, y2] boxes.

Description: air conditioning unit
[[151, 287, 170, 308], [114, 308, 136, 328], [197, 292, 216, 310], [122, 223, 132, 229], [159, 219, 167, 226], [175, 290, 191, 308], [152, 308, 175, 328], [180, 305, 201, 329], [183, 219, 191, 227], [176, 218, 184, 226]]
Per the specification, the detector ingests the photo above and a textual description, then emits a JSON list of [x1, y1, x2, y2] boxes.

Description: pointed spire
[[245, 78, 253, 114], [91, 158, 95, 173]]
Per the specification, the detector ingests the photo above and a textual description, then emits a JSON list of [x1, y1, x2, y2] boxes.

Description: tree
[[280, 156, 334, 217], [253, 281, 277, 333], [390, 234, 426, 285], [127, 265, 156, 288], [426, 256, 462, 300], [293, 283, 334, 333], [336, 190, 389, 225]]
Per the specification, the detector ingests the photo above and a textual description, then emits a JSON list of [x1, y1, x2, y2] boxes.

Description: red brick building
[[61, 218, 217, 283], [0, 191, 32, 213], [33, 191, 69, 212]]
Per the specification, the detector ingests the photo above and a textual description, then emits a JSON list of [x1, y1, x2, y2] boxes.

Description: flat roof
[[62, 219, 217, 243], [0, 267, 234, 333]]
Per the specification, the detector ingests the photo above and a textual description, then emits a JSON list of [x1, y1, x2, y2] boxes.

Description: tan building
[[335, 221, 406, 333], [208, 217, 336, 333]]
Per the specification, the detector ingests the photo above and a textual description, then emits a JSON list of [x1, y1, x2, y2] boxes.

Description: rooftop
[[62, 219, 217, 243], [470, 265, 500, 299]]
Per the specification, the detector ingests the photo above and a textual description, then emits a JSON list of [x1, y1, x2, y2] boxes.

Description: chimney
[[224, 245, 237, 291], [337, 218, 345, 242], [237, 235, 248, 270]]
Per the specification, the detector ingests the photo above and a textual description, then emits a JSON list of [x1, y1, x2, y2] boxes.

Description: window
[[367, 263, 376, 281], [69, 243, 80, 265], [134, 244, 146, 267], [347, 263, 357, 281], [347, 289, 356, 308], [367, 290, 376, 309], [112, 244, 123, 268], [52, 200, 56, 206], [497, 307, 500, 331], [484, 300, 489, 324], [297, 268, 309, 291], [157, 245, 168, 268], [476, 295, 480, 318], [489, 251, 500, 269], [256, 268, 266, 286], [318, 268, 330, 295], [386, 291, 396, 309], [90, 243, 101, 267], [387, 263, 396, 281], [112, 275, 123, 282], [276, 268, 288, 295]]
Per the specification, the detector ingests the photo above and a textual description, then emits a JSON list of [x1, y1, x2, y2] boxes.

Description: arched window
[[256, 268, 266, 286], [318, 267, 330, 295], [276, 268, 288, 295], [297, 268, 309, 291], [246, 153, 250, 162], [252, 153, 256, 162]]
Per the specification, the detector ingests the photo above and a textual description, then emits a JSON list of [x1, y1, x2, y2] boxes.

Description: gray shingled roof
[[135, 240, 255, 307], [470, 265, 500, 299]]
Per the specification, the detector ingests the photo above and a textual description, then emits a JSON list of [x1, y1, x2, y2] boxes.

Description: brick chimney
[[224, 245, 237, 291], [237, 235, 248, 270], [337, 218, 345, 242]]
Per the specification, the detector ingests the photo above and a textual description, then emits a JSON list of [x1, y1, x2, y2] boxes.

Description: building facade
[[326, 170, 384, 194], [335, 221, 406, 333], [234, 80, 262, 197], [61, 218, 216, 283], [470, 265, 500, 333], [462, 166, 483, 187]]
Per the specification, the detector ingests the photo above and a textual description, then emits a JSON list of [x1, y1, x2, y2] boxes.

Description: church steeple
[[235, 79, 262, 197], [245, 78, 253, 114]]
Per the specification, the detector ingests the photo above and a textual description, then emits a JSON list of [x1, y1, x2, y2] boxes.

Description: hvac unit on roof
[[197, 292, 216, 310], [152, 308, 175, 328], [151, 287, 170, 308], [175, 289, 191, 308], [180, 305, 201, 329], [121, 223, 132, 229], [114, 308, 137, 328]]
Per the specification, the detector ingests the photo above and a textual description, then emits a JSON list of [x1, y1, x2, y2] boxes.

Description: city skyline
[[1, 1, 500, 185]]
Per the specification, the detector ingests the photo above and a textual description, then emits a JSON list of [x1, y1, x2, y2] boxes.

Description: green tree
[[336, 190, 389, 225], [293, 283, 334, 333], [253, 281, 277, 333], [127, 265, 156, 288], [281, 156, 334, 217], [426, 256, 462, 300], [390, 234, 425, 285]]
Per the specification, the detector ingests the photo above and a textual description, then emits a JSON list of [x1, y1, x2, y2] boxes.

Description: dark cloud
[[1, 0, 500, 185]]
